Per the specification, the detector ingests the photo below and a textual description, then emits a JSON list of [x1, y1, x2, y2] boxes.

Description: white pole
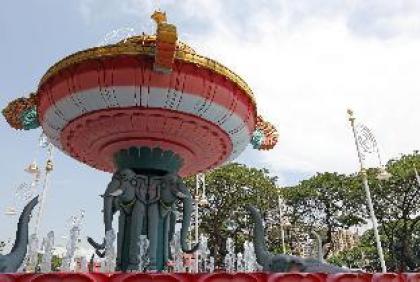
[[194, 175, 200, 273], [414, 167, 420, 187], [34, 165, 51, 238], [278, 196, 286, 254], [348, 110, 386, 272]]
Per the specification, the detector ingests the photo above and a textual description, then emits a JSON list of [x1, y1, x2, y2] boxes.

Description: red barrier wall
[[0, 272, 418, 282]]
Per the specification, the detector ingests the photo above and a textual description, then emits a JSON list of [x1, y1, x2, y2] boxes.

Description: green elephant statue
[[88, 169, 198, 271]]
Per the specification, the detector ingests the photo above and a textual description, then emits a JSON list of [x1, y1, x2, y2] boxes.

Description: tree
[[281, 172, 365, 258], [185, 163, 279, 266], [362, 152, 420, 271], [51, 255, 62, 271], [327, 228, 383, 272]]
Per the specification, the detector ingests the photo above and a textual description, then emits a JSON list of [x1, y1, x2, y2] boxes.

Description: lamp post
[[194, 173, 207, 273], [347, 109, 386, 272], [414, 167, 420, 187], [34, 144, 54, 238], [278, 195, 286, 254]]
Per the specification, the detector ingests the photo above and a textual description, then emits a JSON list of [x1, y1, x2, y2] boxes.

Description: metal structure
[[347, 109, 386, 273], [278, 196, 286, 254], [2, 11, 278, 271]]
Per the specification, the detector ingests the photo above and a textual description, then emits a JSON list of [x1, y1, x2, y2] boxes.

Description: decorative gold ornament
[[2, 93, 38, 130], [25, 161, 40, 175], [38, 31, 255, 107], [45, 159, 53, 172], [151, 10, 167, 25], [153, 10, 178, 73], [255, 115, 278, 150]]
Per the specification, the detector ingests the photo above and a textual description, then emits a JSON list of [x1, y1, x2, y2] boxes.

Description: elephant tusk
[[109, 189, 123, 197], [176, 191, 187, 198]]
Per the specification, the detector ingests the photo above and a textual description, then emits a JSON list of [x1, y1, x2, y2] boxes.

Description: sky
[[0, 0, 419, 251]]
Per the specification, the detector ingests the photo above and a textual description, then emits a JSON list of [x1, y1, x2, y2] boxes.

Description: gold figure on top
[[151, 10, 167, 25]]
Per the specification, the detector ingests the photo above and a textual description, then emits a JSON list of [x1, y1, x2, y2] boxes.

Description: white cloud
[[76, 0, 420, 185]]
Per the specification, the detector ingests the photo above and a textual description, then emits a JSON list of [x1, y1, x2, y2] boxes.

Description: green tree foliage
[[51, 255, 62, 271], [364, 153, 420, 271], [185, 152, 419, 271], [327, 229, 380, 271], [185, 163, 279, 266], [281, 172, 365, 257], [283, 152, 419, 271]]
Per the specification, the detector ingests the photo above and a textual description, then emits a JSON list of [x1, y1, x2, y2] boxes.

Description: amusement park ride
[[2, 10, 277, 272]]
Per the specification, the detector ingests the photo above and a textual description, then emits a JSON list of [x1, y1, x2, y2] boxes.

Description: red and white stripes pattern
[[37, 56, 256, 176]]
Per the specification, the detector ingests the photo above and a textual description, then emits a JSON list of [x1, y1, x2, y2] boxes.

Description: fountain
[[40, 231, 54, 273], [198, 234, 210, 272], [104, 229, 116, 272], [61, 210, 85, 271], [25, 234, 39, 272], [208, 256, 215, 273], [243, 241, 258, 272], [138, 235, 150, 272], [2, 9, 277, 272], [224, 238, 236, 272], [171, 231, 184, 272]]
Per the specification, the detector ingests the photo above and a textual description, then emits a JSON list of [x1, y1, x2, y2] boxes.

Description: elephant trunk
[[310, 231, 323, 262], [245, 206, 272, 267], [104, 178, 120, 233], [88, 178, 121, 252], [180, 188, 199, 253], [0, 196, 39, 273]]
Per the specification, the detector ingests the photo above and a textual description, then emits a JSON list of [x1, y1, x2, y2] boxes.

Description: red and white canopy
[[37, 50, 257, 176]]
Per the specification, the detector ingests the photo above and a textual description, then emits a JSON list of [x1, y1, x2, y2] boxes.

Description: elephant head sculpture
[[246, 205, 351, 273], [103, 168, 139, 233], [0, 196, 39, 273], [88, 168, 142, 269], [160, 174, 199, 254], [88, 170, 200, 271]]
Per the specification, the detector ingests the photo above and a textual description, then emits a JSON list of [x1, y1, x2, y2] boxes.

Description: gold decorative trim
[[2, 93, 38, 130], [255, 115, 278, 150], [38, 38, 256, 106]]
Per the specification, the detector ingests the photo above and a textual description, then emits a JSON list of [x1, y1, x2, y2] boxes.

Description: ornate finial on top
[[151, 10, 167, 25], [151, 10, 177, 74]]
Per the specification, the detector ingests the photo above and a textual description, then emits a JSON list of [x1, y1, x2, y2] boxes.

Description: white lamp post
[[194, 173, 206, 273], [34, 144, 54, 238], [414, 167, 420, 187], [347, 109, 386, 272], [278, 196, 286, 254]]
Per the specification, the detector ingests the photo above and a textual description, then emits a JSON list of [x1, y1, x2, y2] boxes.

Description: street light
[[414, 167, 420, 187], [193, 173, 206, 273], [278, 196, 286, 254], [347, 109, 387, 273], [34, 143, 54, 238]]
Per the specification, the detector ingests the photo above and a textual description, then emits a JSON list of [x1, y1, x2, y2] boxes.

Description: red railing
[[0, 272, 418, 282]]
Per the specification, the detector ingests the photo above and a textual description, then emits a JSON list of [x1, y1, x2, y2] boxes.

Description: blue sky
[[1, 0, 419, 250]]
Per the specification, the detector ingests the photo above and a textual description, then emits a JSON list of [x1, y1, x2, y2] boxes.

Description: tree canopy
[[189, 152, 419, 271], [185, 163, 280, 265]]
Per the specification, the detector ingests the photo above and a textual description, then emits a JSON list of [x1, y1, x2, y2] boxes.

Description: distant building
[[284, 226, 359, 258], [330, 229, 360, 255]]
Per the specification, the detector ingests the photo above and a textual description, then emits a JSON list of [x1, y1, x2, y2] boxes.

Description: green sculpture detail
[[88, 169, 199, 271], [20, 106, 40, 130]]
